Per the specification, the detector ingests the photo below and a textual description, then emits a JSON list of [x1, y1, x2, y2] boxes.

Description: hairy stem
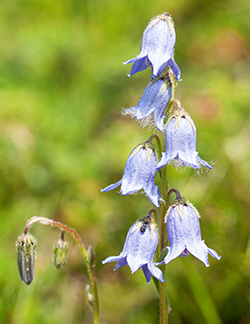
[[159, 164, 169, 324], [24, 216, 100, 324]]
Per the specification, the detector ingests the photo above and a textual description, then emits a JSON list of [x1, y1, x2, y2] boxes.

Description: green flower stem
[[24, 216, 100, 324], [160, 165, 168, 251], [147, 134, 162, 151], [159, 164, 169, 324], [157, 69, 179, 324]]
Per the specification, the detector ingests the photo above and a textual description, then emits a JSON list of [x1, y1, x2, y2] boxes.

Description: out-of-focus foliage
[[0, 0, 249, 323]]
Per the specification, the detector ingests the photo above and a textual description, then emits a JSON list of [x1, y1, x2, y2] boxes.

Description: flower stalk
[[23, 216, 100, 324], [159, 164, 169, 324], [102, 11, 220, 324]]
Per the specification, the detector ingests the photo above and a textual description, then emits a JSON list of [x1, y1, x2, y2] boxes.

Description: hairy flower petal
[[157, 116, 212, 170], [163, 204, 221, 266], [102, 218, 164, 283], [124, 13, 181, 81], [102, 145, 160, 206], [124, 77, 172, 131]]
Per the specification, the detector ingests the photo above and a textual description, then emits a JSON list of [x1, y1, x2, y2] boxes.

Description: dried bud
[[16, 234, 37, 285], [53, 238, 69, 269], [87, 246, 95, 268], [85, 284, 94, 307]]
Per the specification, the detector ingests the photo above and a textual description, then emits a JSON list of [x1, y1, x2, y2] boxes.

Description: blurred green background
[[0, 0, 250, 323]]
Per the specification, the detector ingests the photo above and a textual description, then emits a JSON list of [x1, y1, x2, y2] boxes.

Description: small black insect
[[140, 223, 147, 233]]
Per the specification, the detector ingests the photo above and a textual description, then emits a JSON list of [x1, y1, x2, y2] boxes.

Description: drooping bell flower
[[124, 74, 172, 132], [124, 13, 181, 81], [157, 104, 212, 170], [101, 142, 160, 207], [163, 199, 221, 267], [102, 214, 164, 283]]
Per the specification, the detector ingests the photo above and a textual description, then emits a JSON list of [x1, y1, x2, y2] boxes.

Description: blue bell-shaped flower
[[163, 200, 221, 267], [124, 13, 181, 81], [102, 215, 164, 283], [157, 105, 212, 170], [101, 142, 160, 207], [124, 74, 172, 132]]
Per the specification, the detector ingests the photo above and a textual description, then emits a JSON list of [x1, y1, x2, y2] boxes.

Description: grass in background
[[0, 0, 250, 323]]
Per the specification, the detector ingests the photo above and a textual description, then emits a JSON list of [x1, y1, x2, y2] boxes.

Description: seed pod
[[16, 234, 37, 285], [53, 239, 69, 269]]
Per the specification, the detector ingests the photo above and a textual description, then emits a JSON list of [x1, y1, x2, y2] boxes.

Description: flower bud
[[16, 234, 37, 285], [53, 238, 69, 269]]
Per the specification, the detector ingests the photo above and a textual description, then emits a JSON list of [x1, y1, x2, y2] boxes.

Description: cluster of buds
[[15, 217, 100, 321], [16, 230, 69, 285]]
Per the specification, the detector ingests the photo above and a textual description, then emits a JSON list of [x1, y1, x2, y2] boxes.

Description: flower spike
[[124, 13, 181, 81]]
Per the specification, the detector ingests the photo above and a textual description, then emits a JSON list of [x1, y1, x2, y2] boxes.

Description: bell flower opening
[[163, 202, 221, 267], [124, 13, 181, 81], [101, 143, 160, 207], [102, 216, 164, 284], [157, 112, 212, 170], [123, 75, 172, 132]]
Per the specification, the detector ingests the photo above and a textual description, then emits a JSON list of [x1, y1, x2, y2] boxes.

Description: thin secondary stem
[[147, 135, 162, 152], [167, 188, 182, 203], [24, 216, 100, 324]]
